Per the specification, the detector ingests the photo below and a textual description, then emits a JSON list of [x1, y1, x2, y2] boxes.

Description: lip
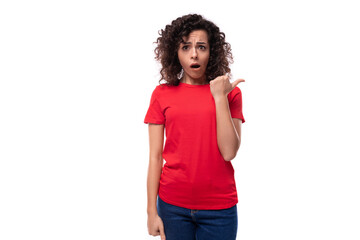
[[190, 63, 201, 69]]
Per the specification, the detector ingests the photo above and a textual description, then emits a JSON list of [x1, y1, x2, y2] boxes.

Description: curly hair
[[154, 14, 233, 86]]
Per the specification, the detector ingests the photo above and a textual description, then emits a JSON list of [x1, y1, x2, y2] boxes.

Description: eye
[[198, 45, 206, 50], [182, 45, 189, 50]]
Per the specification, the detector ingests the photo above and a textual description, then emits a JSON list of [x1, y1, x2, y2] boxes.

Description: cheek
[[203, 54, 210, 66], [177, 52, 186, 67], [203, 51, 210, 61]]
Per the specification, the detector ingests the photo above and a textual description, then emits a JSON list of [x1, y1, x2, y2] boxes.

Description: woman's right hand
[[147, 213, 166, 240]]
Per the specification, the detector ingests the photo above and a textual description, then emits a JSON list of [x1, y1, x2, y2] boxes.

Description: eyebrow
[[182, 41, 207, 45]]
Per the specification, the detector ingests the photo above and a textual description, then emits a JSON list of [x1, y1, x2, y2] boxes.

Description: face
[[177, 30, 210, 81]]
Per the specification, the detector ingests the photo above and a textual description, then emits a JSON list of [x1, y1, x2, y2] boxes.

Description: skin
[[147, 29, 245, 240], [178, 30, 209, 85], [147, 123, 166, 239]]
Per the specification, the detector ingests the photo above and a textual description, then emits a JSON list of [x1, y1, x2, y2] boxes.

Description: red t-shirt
[[144, 82, 245, 210]]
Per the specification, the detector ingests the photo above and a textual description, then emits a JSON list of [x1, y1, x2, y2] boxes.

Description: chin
[[189, 73, 206, 80]]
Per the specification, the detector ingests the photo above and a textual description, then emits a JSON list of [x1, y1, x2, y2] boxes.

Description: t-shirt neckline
[[179, 82, 210, 88]]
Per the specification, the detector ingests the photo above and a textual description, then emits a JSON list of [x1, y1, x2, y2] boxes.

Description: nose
[[191, 47, 198, 59]]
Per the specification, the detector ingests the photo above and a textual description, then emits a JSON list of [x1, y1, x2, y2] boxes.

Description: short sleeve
[[144, 86, 165, 124], [228, 87, 245, 123]]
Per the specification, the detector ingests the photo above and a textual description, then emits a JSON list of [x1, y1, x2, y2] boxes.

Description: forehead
[[182, 29, 208, 42]]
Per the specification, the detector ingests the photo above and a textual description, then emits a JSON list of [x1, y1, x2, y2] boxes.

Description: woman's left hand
[[210, 75, 245, 99]]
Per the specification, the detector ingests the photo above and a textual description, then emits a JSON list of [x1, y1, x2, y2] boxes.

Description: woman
[[144, 14, 245, 240]]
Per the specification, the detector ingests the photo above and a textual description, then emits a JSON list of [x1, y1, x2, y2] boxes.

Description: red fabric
[[144, 82, 245, 210]]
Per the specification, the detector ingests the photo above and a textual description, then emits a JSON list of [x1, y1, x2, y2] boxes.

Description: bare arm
[[146, 123, 166, 240], [214, 96, 242, 161], [147, 123, 164, 214]]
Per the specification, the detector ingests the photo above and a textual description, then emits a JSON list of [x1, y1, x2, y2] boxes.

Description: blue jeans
[[157, 196, 238, 240]]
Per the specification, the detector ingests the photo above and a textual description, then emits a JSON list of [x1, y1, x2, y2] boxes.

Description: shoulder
[[148, 83, 174, 103], [227, 86, 242, 101], [153, 83, 177, 95], [155, 83, 170, 90], [231, 86, 241, 94]]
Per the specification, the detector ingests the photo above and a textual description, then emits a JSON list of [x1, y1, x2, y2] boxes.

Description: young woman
[[144, 14, 245, 240]]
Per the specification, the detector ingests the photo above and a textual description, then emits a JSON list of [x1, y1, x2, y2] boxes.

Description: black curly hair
[[154, 14, 233, 86]]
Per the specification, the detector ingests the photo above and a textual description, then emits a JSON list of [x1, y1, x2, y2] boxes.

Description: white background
[[1, 0, 359, 239]]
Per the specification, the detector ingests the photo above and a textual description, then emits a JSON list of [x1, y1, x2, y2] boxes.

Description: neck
[[181, 75, 207, 85]]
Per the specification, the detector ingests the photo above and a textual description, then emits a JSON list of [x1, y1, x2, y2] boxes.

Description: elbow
[[223, 143, 241, 162], [223, 150, 237, 161], [223, 155, 235, 161]]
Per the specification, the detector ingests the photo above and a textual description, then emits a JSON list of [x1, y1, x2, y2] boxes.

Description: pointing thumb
[[231, 79, 245, 89]]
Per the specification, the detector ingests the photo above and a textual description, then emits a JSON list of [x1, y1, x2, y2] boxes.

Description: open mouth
[[190, 64, 201, 69]]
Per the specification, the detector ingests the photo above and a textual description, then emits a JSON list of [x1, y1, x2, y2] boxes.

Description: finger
[[231, 78, 245, 88], [159, 222, 166, 240]]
